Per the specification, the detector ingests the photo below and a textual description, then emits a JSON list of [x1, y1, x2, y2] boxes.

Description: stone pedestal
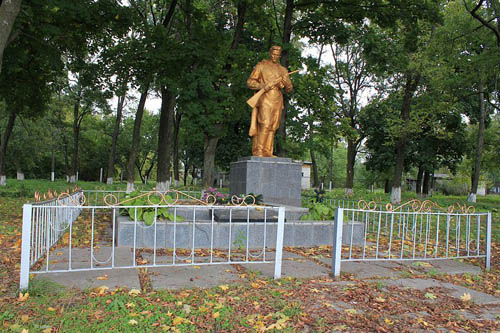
[[230, 156, 301, 207]]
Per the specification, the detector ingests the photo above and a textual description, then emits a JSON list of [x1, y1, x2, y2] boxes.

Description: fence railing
[[82, 190, 206, 206], [331, 207, 491, 276], [20, 192, 285, 290]]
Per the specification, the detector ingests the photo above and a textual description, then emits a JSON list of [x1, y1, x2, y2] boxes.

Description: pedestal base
[[230, 156, 301, 207]]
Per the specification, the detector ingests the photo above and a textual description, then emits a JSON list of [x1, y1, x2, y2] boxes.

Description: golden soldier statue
[[247, 46, 293, 157]]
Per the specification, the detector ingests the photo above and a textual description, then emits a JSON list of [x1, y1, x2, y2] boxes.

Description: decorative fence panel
[[20, 191, 285, 290], [331, 207, 491, 276]]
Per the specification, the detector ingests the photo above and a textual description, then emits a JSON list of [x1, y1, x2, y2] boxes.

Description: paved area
[[34, 246, 499, 313], [32, 245, 500, 327]]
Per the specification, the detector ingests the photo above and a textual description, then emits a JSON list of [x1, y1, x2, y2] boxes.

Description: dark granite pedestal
[[229, 156, 302, 207]]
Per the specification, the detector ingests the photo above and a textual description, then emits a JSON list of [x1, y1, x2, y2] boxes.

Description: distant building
[[489, 182, 500, 194], [406, 173, 450, 192], [301, 161, 312, 190]]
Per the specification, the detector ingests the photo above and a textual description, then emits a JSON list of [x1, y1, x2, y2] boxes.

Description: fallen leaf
[[21, 315, 29, 323], [21, 329, 28, 333], [126, 302, 135, 309], [129, 319, 138, 325], [193, 266, 201, 269], [47, 307, 56, 312], [97, 274, 108, 281], [384, 318, 394, 325], [344, 309, 357, 315], [460, 293, 472, 302], [95, 286, 109, 295], [173, 316, 185, 326], [213, 312, 220, 319], [375, 296, 385, 303], [413, 261, 432, 268], [219, 285, 229, 291], [42, 328, 52, 333], [18, 292, 29, 302], [128, 289, 141, 297], [424, 292, 437, 300], [183, 304, 191, 314]]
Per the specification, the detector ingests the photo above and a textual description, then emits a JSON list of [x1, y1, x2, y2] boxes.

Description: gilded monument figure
[[247, 46, 293, 157]]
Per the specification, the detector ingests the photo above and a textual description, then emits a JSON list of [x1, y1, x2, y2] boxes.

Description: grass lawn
[[0, 180, 499, 331]]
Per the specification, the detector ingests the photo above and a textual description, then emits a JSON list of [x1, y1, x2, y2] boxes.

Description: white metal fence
[[331, 207, 492, 276], [20, 191, 285, 290]]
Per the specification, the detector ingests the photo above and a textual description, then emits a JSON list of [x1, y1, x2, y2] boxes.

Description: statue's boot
[[262, 129, 276, 157], [253, 128, 268, 157]]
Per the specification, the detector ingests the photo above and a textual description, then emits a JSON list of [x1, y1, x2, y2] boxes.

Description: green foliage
[[120, 191, 184, 226], [301, 202, 334, 221]]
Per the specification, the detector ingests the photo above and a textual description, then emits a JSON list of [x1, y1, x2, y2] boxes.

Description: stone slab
[[316, 258, 484, 279], [383, 278, 500, 305], [241, 257, 330, 279], [213, 209, 279, 222], [33, 267, 141, 290], [149, 265, 242, 290], [337, 260, 405, 279], [41, 246, 135, 271], [117, 217, 365, 248], [230, 156, 302, 207]]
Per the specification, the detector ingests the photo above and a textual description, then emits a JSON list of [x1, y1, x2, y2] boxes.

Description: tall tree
[[106, 94, 126, 184], [0, 0, 22, 75], [327, 27, 373, 195]]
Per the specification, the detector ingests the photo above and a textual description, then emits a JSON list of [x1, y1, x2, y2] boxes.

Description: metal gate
[[20, 191, 286, 289], [331, 207, 491, 276]]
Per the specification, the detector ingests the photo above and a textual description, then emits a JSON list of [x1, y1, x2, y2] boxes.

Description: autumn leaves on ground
[[1, 192, 499, 331]]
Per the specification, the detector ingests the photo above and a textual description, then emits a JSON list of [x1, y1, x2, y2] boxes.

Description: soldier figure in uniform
[[247, 46, 293, 157]]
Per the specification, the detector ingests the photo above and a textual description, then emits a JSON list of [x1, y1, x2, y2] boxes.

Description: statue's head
[[269, 46, 282, 63]]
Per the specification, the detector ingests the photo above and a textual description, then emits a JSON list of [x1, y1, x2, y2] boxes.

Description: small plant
[[375, 281, 385, 291], [120, 191, 184, 226], [301, 202, 334, 221], [202, 187, 231, 205], [233, 229, 246, 250]]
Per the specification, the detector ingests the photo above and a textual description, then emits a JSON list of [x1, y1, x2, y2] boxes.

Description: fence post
[[332, 208, 344, 277], [19, 204, 33, 290], [274, 207, 285, 279], [486, 212, 491, 271]]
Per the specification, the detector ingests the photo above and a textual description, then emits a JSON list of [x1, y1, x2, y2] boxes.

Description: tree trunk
[[310, 148, 319, 188], [173, 111, 182, 182], [416, 166, 423, 195], [203, 135, 219, 189], [183, 161, 189, 186], [0, 0, 22, 75], [51, 146, 55, 181], [329, 139, 334, 187], [345, 138, 357, 195], [468, 90, 487, 203], [15, 161, 23, 180], [384, 178, 391, 193], [390, 72, 420, 204], [0, 110, 17, 186], [126, 85, 149, 192], [106, 95, 125, 184], [69, 99, 81, 183], [276, 0, 294, 157], [191, 166, 197, 185], [422, 171, 431, 196], [156, 87, 175, 192]]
